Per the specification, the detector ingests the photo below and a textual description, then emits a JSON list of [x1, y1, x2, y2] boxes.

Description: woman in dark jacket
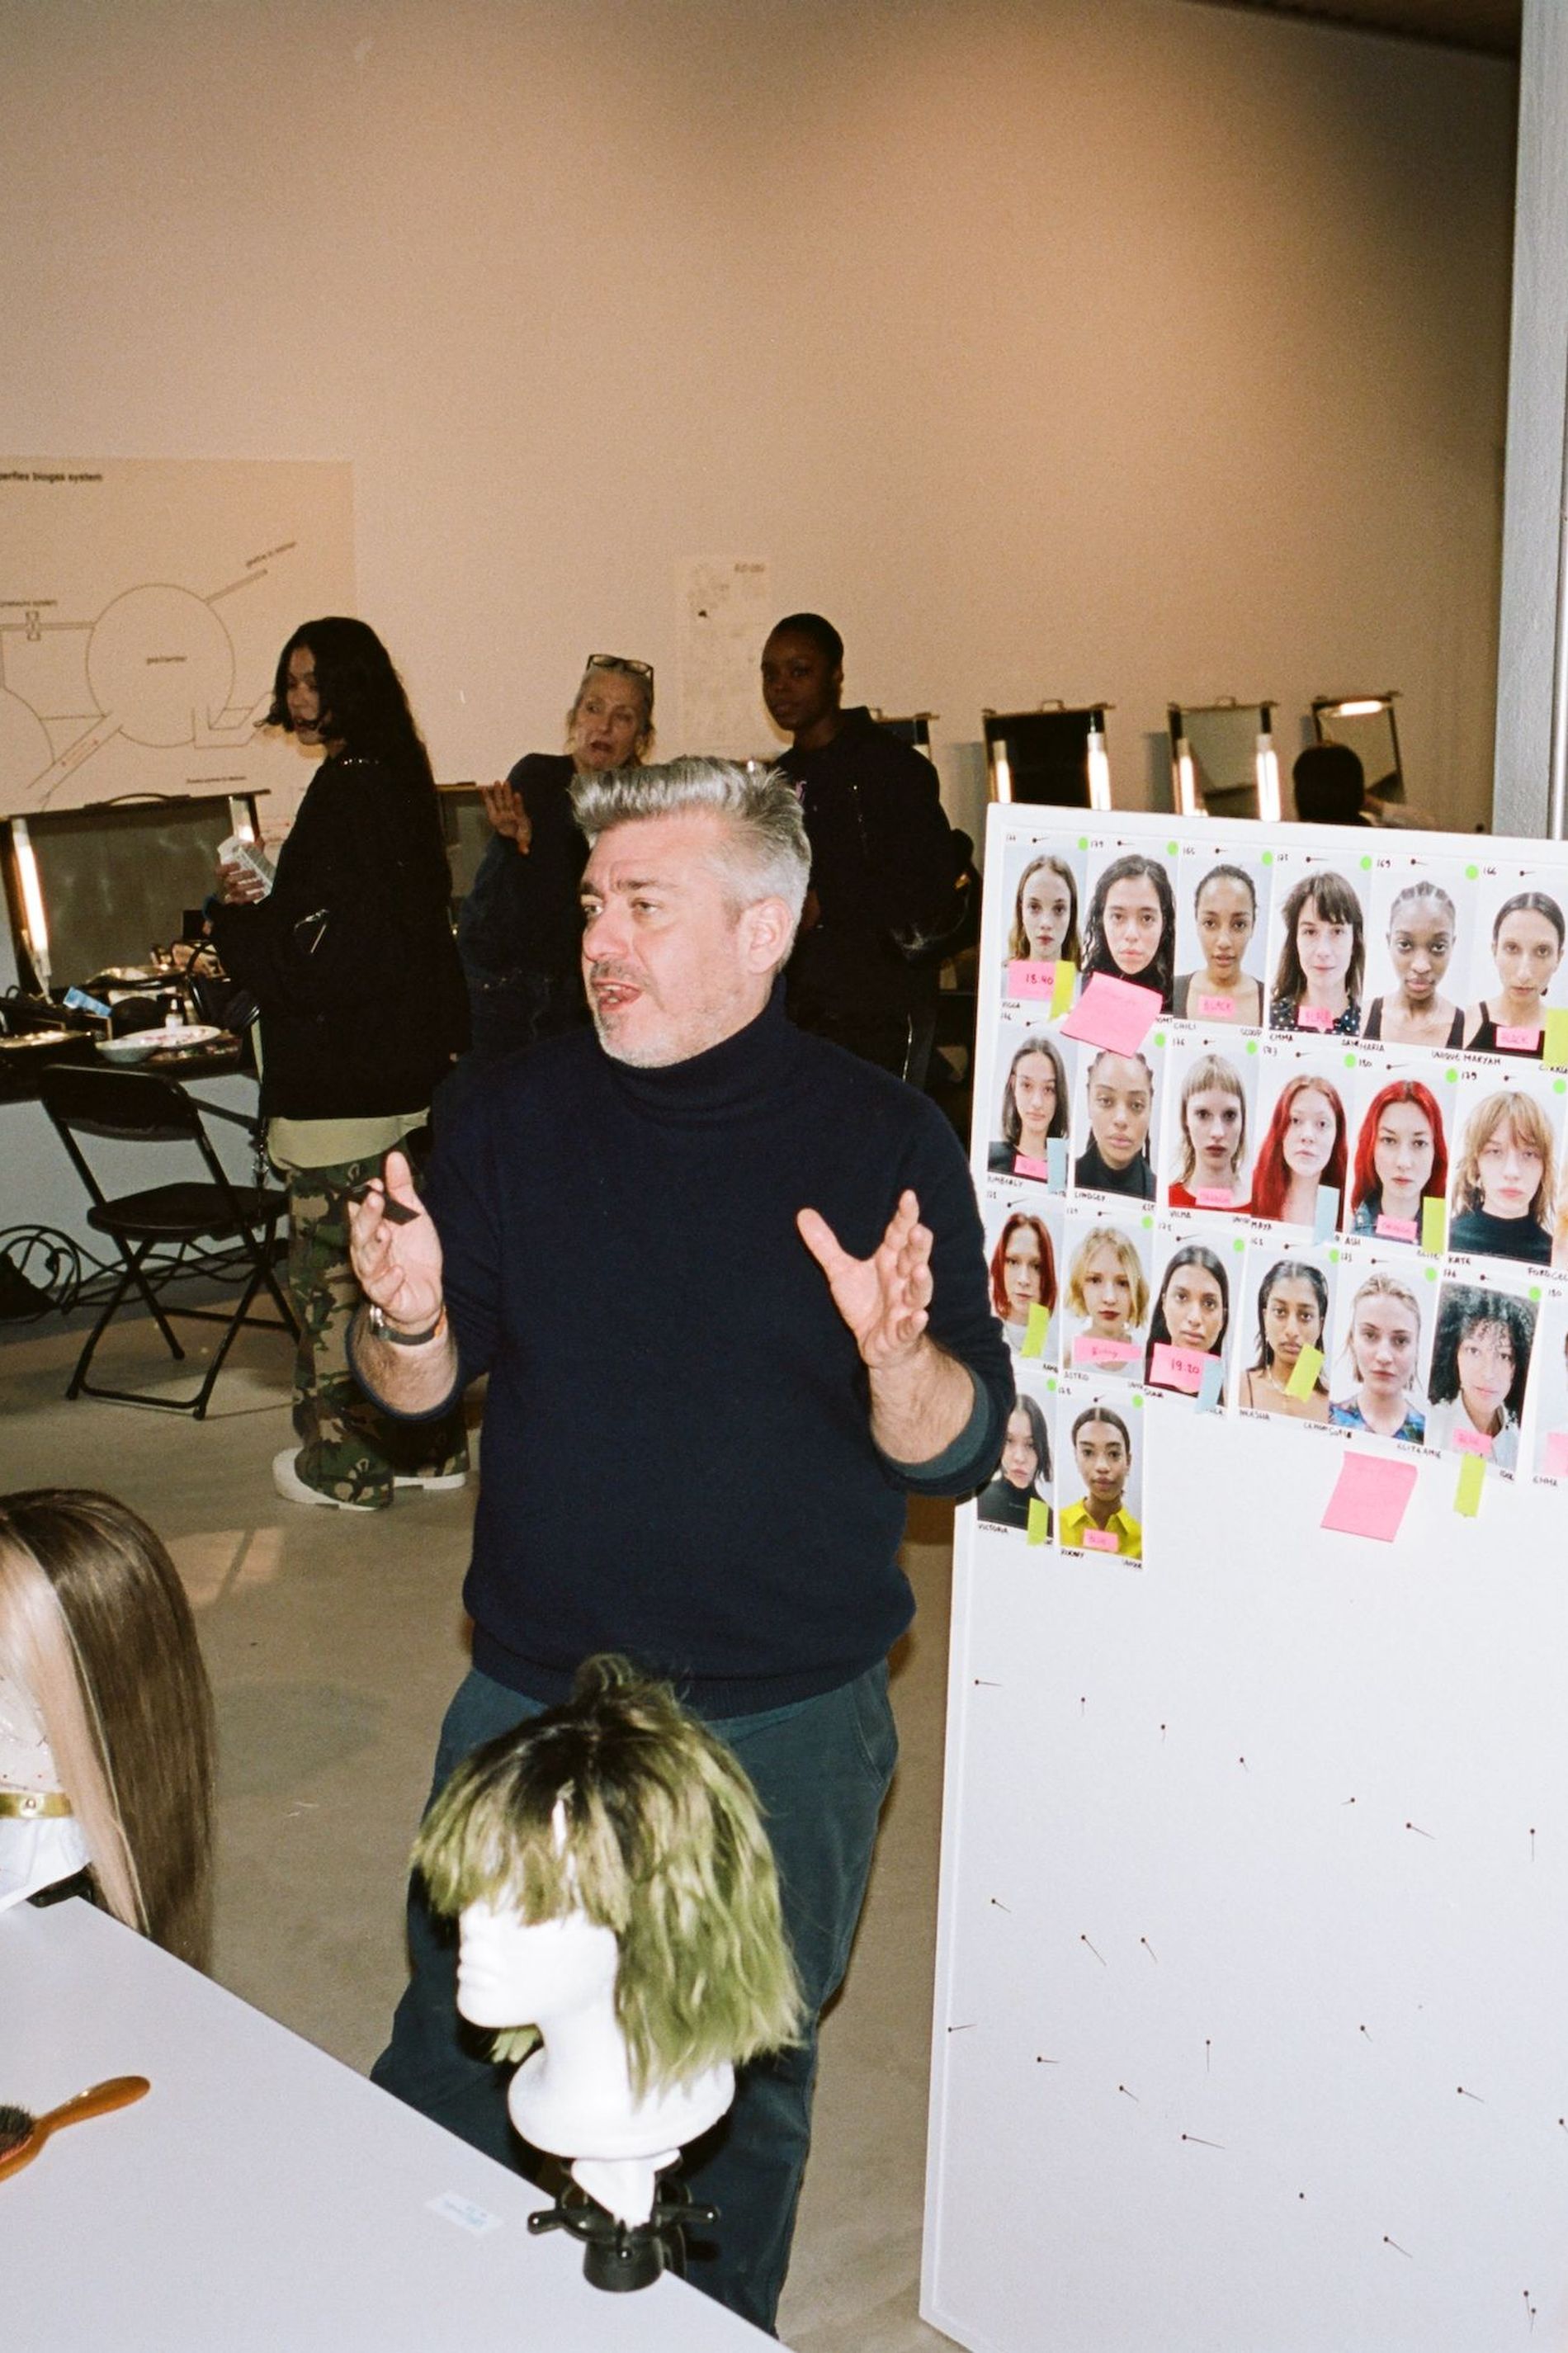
[[210, 617, 468, 1512]]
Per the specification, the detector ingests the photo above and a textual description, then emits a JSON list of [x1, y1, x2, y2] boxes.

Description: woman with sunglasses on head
[[457, 655, 655, 1070], [763, 612, 958, 1075]]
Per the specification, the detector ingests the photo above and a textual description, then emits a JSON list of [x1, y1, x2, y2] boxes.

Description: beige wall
[[1, 0, 1516, 839]]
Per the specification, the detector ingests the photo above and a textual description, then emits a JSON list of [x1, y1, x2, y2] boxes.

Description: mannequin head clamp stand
[[415, 1653, 801, 2291]]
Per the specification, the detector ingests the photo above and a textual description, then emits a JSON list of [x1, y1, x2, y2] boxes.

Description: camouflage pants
[[285, 1154, 468, 1507]]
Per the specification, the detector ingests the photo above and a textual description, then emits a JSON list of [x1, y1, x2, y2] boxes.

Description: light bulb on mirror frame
[[991, 740, 1013, 802], [1254, 733, 1281, 824], [1174, 738, 1197, 817], [13, 823, 51, 997], [1086, 714, 1112, 812]]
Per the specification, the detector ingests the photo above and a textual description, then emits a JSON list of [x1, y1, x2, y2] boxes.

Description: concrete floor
[[0, 1309, 963, 2353]]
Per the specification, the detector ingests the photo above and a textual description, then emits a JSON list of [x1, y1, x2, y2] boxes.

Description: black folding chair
[[39, 1064, 297, 1419]]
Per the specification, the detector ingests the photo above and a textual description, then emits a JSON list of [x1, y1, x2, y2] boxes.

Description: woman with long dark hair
[[1080, 854, 1177, 1010], [1268, 871, 1365, 1036], [210, 617, 469, 1511], [1144, 1244, 1229, 1389]]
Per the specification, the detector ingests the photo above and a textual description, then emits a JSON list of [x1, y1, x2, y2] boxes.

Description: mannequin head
[[416, 1655, 801, 2099], [0, 1489, 214, 1968]]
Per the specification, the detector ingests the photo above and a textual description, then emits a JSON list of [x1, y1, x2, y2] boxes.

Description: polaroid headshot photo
[[1347, 1069, 1450, 1245], [1249, 1057, 1350, 1231], [1362, 861, 1471, 1051], [988, 1022, 1073, 1183], [1078, 847, 1179, 1012], [1173, 848, 1269, 1028], [999, 843, 1085, 999], [1462, 874, 1568, 1060], [1328, 1265, 1429, 1446], [1267, 859, 1367, 1039], [1164, 1043, 1255, 1212], [1074, 1044, 1159, 1202], [1061, 1216, 1151, 1381], [1059, 1392, 1144, 1561], [1144, 1231, 1233, 1399], [1238, 1245, 1338, 1422], [1448, 1074, 1561, 1268], [975, 1381, 1055, 1538], [1426, 1278, 1537, 1471], [985, 1197, 1065, 1362]]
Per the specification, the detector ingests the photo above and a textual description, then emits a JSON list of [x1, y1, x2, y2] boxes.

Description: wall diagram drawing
[[0, 459, 355, 824]]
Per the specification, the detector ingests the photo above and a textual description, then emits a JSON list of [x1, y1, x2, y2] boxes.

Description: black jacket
[[211, 754, 467, 1119], [779, 707, 956, 1015]]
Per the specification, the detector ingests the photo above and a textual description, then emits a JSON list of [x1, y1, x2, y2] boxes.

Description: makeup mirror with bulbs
[[983, 705, 1112, 810], [1311, 693, 1403, 802], [1167, 700, 1280, 823]]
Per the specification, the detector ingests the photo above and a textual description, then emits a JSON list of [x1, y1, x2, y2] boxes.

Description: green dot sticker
[[1329, 1248, 1340, 1264], [1466, 864, 1479, 880], [1232, 1237, 1246, 1254], [1531, 1287, 1543, 1302], [1046, 1376, 1057, 1392], [1244, 1038, 1258, 1055], [1556, 1080, 1566, 1096], [1078, 836, 1089, 851], [1360, 855, 1373, 871], [1445, 1066, 1459, 1084], [1344, 1052, 1357, 1069], [1155, 1032, 1166, 1048], [1141, 1214, 1154, 1229], [1425, 1265, 1438, 1283], [1261, 851, 1273, 866], [1131, 1393, 1143, 1410]]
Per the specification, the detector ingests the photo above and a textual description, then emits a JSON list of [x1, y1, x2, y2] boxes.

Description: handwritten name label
[[1150, 1343, 1207, 1393], [1374, 1213, 1419, 1241], [1497, 1024, 1541, 1051], [1296, 1005, 1334, 1032], [1073, 1335, 1140, 1368], [1006, 959, 1055, 1000], [1082, 1528, 1120, 1553], [1452, 1425, 1493, 1458], [1013, 1153, 1051, 1180], [1195, 995, 1235, 1018], [1195, 1187, 1234, 1210]]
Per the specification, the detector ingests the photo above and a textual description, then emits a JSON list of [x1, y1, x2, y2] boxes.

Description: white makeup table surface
[[0, 1897, 777, 2351]]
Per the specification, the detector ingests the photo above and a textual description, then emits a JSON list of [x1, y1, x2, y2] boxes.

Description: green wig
[[414, 1655, 802, 2098]]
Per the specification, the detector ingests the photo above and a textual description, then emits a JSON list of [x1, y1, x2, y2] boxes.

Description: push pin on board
[[1080, 1934, 1107, 1965]]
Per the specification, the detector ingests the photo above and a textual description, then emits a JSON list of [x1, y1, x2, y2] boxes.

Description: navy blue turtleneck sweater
[[419, 987, 1012, 1713]]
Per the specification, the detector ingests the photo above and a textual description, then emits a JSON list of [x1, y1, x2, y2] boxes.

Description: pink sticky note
[[1497, 1024, 1541, 1051], [1060, 971, 1163, 1056], [1544, 1431, 1568, 1479], [1013, 1153, 1051, 1180], [1320, 1453, 1419, 1543], [1006, 959, 1056, 1001], [1195, 1187, 1235, 1210], [1195, 994, 1235, 1018], [1296, 1004, 1334, 1032], [1452, 1425, 1494, 1458], [1375, 1214, 1419, 1242], [1082, 1528, 1120, 1553], [1073, 1335, 1141, 1368], [1150, 1342, 1207, 1393]]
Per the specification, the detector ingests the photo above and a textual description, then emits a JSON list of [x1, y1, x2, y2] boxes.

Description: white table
[[0, 1899, 777, 2351]]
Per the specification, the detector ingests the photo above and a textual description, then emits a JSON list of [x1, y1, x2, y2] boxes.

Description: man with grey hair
[[349, 758, 1011, 2333]]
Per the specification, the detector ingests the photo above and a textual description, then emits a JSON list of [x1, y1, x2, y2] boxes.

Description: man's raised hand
[[796, 1188, 933, 1368], [347, 1151, 446, 1333]]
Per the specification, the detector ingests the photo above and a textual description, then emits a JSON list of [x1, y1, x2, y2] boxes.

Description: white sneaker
[[392, 1468, 469, 1493], [272, 1447, 382, 1513]]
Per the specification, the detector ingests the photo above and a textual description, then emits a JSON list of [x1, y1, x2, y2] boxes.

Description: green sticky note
[[1021, 1302, 1051, 1358], [1545, 1009, 1568, 1069], [1421, 1196, 1446, 1256], [1050, 959, 1076, 1017], [1455, 1453, 1485, 1518], [1286, 1344, 1324, 1401], [1027, 1498, 1051, 1547]]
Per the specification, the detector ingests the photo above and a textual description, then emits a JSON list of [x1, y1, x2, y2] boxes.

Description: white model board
[[923, 803, 1568, 2353]]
